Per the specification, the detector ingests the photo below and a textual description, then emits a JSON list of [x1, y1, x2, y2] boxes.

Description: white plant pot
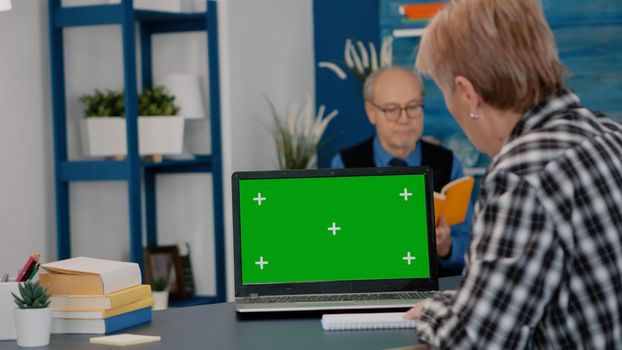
[[152, 291, 169, 311], [81, 116, 185, 157], [13, 307, 51, 347]]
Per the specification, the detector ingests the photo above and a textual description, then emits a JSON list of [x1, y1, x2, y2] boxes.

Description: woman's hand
[[403, 299, 427, 320]]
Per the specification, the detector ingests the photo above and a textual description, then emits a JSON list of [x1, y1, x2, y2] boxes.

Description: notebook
[[233, 166, 439, 313], [321, 312, 416, 331]]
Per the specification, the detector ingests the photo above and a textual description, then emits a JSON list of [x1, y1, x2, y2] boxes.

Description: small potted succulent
[[11, 281, 52, 347], [80, 86, 184, 161], [151, 277, 169, 311]]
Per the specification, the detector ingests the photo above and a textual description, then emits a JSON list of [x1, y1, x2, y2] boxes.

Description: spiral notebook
[[321, 312, 417, 331]]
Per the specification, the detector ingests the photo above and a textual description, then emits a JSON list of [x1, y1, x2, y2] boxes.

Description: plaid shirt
[[417, 91, 622, 349]]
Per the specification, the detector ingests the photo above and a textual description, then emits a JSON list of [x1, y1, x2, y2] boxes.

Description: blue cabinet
[[48, 0, 226, 304]]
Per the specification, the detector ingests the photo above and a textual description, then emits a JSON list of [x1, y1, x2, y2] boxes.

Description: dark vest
[[340, 137, 453, 192]]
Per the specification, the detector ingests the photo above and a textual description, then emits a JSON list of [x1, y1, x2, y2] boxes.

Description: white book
[[321, 312, 417, 331]]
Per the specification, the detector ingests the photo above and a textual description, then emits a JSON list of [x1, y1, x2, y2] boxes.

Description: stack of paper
[[40, 257, 153, 334]]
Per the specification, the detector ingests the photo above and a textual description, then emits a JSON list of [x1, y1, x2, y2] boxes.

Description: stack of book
[[39, 257, 153, 334]]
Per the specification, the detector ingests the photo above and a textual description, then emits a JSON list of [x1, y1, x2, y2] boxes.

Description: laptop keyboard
[[244, 291, 435, 304]]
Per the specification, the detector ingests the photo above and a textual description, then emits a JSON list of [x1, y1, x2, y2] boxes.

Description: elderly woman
[[404, 0, 622, 348]]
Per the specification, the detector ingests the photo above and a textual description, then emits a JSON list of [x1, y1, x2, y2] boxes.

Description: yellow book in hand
[[433, 176, 475, 226]]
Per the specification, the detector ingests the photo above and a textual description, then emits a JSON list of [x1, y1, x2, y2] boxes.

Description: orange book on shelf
[[399, 3, 445, 20], [433, 176, 474, 226]]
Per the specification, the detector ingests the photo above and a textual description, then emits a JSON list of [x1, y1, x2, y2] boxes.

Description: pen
[[25, 263, 39, 281], [16, 253, 40, 282]]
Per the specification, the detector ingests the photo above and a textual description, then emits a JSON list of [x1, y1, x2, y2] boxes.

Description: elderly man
[[331, 66, 472, 276]]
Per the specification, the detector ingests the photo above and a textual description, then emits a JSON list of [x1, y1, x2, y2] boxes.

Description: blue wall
[[314, 0, 379, 168]]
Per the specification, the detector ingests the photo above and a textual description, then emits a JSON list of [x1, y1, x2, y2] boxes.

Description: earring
[[469, 111, 479, 119]]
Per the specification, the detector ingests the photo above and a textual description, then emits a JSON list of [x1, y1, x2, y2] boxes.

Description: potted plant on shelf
[[11, 281, 52, 347], [151, 277, 169, 311], [267, 95, 338, 169], [80, 86, 184, 162]]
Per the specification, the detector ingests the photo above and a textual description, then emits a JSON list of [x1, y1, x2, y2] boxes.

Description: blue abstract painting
[[379, 0, 622, 170], [314, 0, 621, 171]]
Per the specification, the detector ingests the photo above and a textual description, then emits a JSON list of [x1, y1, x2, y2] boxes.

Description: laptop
[[232, 166, 439, 313]]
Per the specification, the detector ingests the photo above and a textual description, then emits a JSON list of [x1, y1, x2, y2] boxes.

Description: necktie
[[389, 158, 408, 167]]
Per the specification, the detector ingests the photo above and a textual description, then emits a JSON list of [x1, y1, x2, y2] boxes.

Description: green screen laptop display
[[239, 174, 431, 285]]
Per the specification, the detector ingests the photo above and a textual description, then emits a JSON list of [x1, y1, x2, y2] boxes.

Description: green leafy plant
[[80, 86, 180, 118], [11, 281, 51, 309], [267, 95, 338, 169], [151, 277, 169, 292], [80, 89, 125, 118], [139, 86, 180, 116]]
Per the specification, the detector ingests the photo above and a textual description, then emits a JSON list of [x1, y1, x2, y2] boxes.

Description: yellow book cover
[[433, 176, 475, 226], [50, 285, 152, 311], [52, 297, 154, 319]]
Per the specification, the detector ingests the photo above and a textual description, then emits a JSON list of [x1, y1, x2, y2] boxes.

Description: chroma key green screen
[[239, 174, 431, 284]]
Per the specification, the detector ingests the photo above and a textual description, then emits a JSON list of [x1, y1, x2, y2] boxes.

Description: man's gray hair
[[362, 66, 425, 101]]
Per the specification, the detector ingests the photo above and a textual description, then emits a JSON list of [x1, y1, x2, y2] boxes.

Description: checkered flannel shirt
[[417, 90, 622, 349]]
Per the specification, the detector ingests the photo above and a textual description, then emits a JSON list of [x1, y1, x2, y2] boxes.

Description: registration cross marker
[[399, 188, 413, 201], [328, 222, 342, 236], [402, 252, 416, 265], [255, 256, 269, 270], [253, 193, 267, 206]]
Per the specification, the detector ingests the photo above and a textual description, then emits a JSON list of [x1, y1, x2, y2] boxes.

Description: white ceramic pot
[[13, 307, 51, 347], [80, 116, 185, 157], [152, 291, 169, 311]]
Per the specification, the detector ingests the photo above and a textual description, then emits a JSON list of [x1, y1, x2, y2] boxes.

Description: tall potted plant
[[267, 95, 338, 169], [80, 86, 184, 161], [11, 281, 52, 347]]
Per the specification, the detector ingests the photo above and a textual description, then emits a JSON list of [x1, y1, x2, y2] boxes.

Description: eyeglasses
[[368, 100, 424, 121]]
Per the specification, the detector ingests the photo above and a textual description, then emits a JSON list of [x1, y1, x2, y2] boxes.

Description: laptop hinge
[[249, 293, 259, 297]]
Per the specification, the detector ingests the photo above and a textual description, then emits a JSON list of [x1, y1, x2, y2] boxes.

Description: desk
[[0, 277, 460, 350]]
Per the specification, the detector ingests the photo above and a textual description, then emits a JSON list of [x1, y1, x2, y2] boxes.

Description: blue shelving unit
[[48, 0, 226, 304]]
